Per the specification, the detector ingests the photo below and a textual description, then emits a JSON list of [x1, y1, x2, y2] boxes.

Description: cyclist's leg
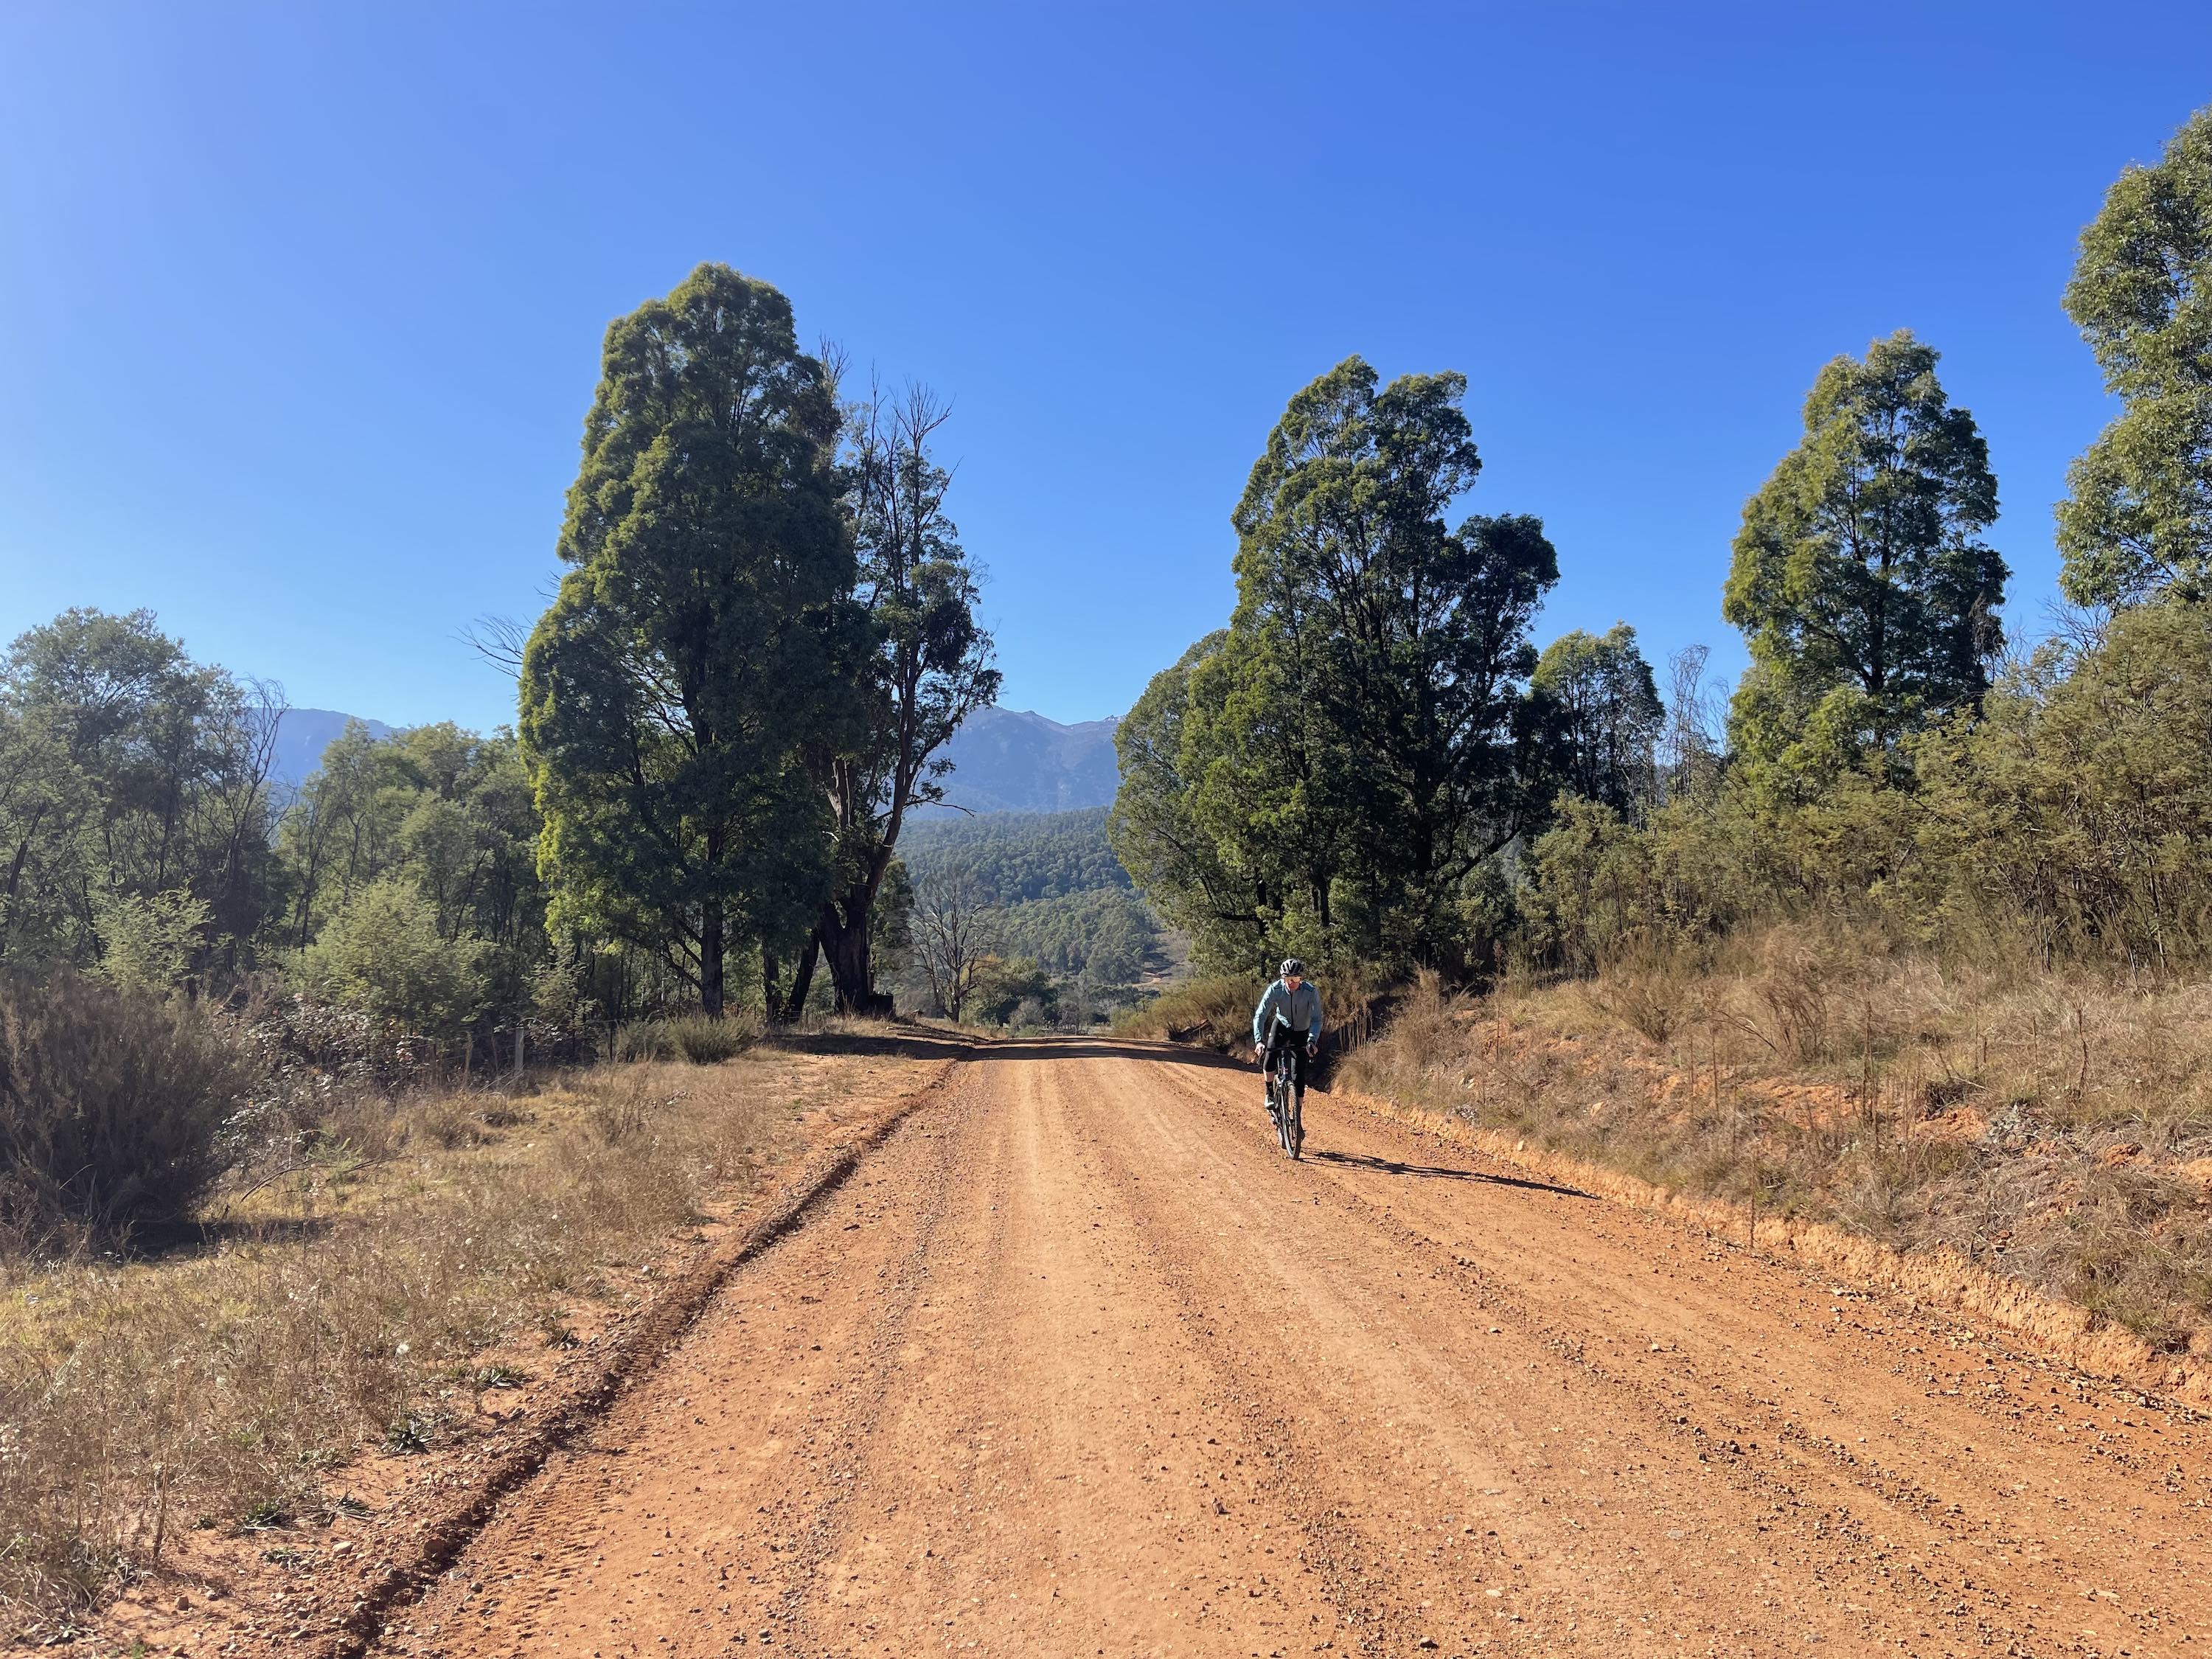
[[1289, 1040, 1310, 1100]]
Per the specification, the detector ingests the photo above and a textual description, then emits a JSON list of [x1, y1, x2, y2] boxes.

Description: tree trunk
[[700, 894, 725, 1018], [818, 901, 894, 1018], [780, 933, 821, 1024]]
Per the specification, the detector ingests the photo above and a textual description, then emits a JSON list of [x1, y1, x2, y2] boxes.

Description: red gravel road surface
[[254, 1036, 2212, 1656]]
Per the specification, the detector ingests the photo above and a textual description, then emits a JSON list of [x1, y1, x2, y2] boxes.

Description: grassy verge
[[1113, 970, 1386, 1053], [1111, 976, 1253, 1046], [1340, 928, 2212, 1360], [0, 1030, 925, 1641]]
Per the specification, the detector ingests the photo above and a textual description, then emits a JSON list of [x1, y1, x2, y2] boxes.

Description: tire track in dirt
[[786, 1032, 1352, 1655], [1144, 1051, 2212, 1655], [1110, 1049, 1935, 1653], [321, 1035, 2212, 1659]]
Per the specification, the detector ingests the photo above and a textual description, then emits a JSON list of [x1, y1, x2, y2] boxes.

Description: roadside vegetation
[[0, 263, 1003, 1635], [1343, 946, 2212, 1358], [0, 1002, 932, 1636], [1114, 107, 2212, 1357]]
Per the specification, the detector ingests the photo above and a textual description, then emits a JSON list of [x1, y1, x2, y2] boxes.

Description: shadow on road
[[765, 1028, 981, 1062], [1305, 1148, 1594, 1200], [979, 1036, 1250, 1071]]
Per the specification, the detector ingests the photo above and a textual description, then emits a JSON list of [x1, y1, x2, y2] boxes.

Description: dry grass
[[1112, 976, 1255, 1047], [1113, 970, 1387, 1054], [611, 1009, 765, 1065], [1342, 928, 2212, 1359], [0, 1046, 850, 1637]]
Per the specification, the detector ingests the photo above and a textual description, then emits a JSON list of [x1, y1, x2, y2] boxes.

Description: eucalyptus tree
[[1722, 330, 2006, 797], [519, 264, 858, 1018], [0, 608, 283, 984], [783, 380, 998, 1018], [1108, 631, 1264, 970], [1114, 357, 1557, 974], [2059, 105, 2212, 609], [1531, 624, 1664, 815]]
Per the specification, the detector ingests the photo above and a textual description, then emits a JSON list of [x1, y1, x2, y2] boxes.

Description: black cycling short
[[1264, 1031, 1312, 1093]]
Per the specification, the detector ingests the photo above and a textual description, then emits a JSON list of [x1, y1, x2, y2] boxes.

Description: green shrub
[[0, 974, 253, 1242], [666, 1010, 762, 1064], [292, 877, 488, 1038], [968, 957, 1057, 1027]]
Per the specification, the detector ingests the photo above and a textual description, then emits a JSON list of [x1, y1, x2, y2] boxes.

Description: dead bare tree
[[461, 613, 531, 680], [910, 869, 995, 1023], [780, 373, 1000, 1019], [1660, 644, 1725, 801]]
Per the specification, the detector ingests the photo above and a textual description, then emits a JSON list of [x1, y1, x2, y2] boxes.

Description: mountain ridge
[[270, 703, 1121, 815]]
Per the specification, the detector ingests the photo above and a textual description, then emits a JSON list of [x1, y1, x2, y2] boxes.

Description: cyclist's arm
[[1307, 989, 1324, 1044], [1251, 984, 1278, 1049]]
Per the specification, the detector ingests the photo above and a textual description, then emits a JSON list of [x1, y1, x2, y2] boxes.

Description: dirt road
[[369, 1036, 2212, 1658]]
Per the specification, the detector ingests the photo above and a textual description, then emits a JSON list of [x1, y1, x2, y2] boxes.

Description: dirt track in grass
[[213, 1035, 2212, 1657]]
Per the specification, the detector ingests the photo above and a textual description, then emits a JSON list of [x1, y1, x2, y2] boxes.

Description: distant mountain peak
[[930, 706, 1121, 816], [271, 708, 393, 787]]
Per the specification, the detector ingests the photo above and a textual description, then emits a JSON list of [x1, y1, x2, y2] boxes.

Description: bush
[[0, 975, 252, 1242], [1112, 975, 1257, 1047], [667, 1010, 762, 1064], [291, 877, 488, 1039], [968, 957, 1058, 1026], [612, 1020, 678, 1062]]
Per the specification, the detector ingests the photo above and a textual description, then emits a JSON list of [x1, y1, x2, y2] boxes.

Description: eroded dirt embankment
[[126, 1037, 2212, 1658]]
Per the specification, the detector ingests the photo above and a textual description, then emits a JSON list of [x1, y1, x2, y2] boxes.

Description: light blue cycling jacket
[[1252, 978, 1324, 1047]]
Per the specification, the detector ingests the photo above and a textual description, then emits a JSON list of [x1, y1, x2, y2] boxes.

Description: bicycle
[[1265, 1037, 1304, 1160]]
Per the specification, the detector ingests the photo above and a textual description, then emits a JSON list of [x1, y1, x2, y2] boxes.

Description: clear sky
[[3, 2, 2208, 731]]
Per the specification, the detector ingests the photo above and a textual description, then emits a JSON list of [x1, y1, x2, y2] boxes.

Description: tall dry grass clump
[[0, 975, 254, 1248], [0, 1051, 796, 1635], [613, 1009, 764, 1065], [1346, 923, 2212, 1357], [1112, 977, 1254, 1046], [1116, 968, 1388, 1055]]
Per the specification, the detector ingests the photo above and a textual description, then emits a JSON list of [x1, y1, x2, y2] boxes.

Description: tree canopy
[[2059, 104, 2212, 609], [519, 263, 858, 1015], [1531, 624, 1663, 815], [1722, 330, 2006, 797], [1114, 358, 1557, 975], [790, 382, 998, 1017]]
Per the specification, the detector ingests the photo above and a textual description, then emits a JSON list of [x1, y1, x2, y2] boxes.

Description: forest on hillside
[[891, 808, 1170, 1026]]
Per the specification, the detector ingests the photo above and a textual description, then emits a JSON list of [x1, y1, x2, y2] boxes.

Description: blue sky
[[3, 2, 2207, 731]]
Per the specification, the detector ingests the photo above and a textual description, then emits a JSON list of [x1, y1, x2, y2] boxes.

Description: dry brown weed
[[1349, 932, 2212, 1360], [0, 1048, 832, 1636]]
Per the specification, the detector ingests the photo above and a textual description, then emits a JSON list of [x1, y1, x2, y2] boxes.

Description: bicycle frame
[[1266, 1037, 1304, 1159]]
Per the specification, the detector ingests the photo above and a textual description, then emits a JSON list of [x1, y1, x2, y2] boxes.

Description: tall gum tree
[[2059, 105, 2212, 608], [1723, 330, 2006, 799], [1531, 623, 1663, 815], [780, 382, 998, 1018], [519, 264, 857, 1018], [1228, 360, 1556, 967], [1107, 631, 1265, 971], [1118, 357, 1557, 974]]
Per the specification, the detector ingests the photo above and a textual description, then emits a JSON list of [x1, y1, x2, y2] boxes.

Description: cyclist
[[1252, 958, 1322, 1116]]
